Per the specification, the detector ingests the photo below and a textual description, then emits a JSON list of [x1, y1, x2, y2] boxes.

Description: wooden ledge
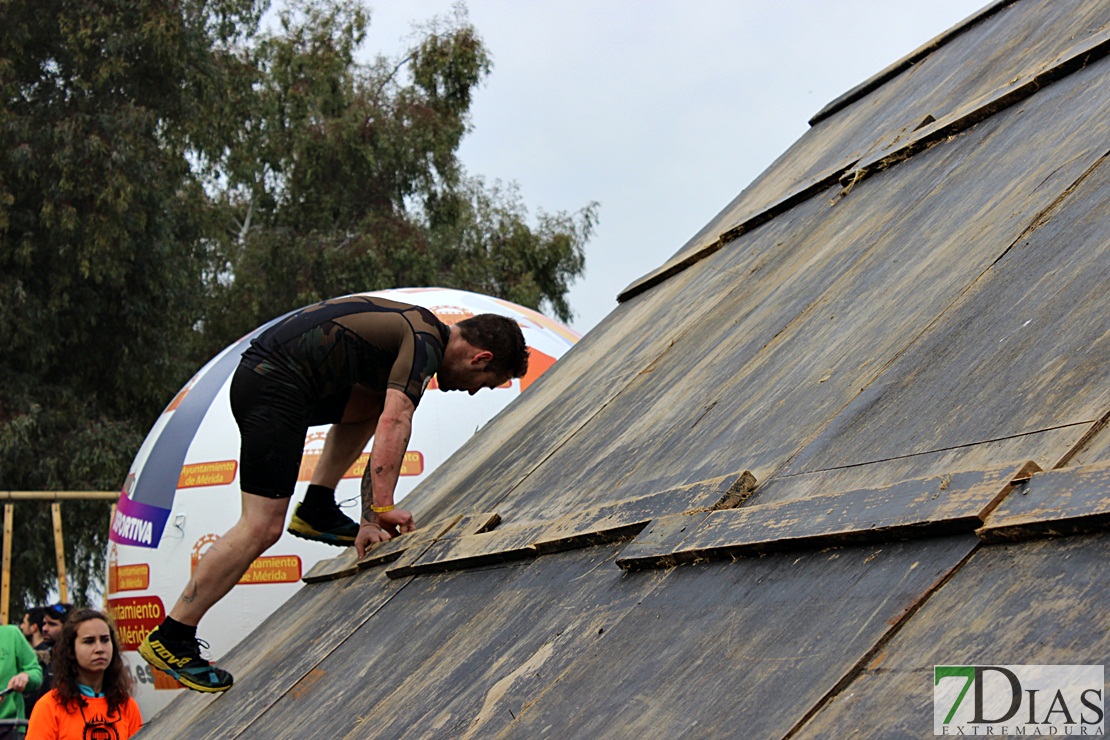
[[301, 512, 498, 583], [387, 473, 756, 577], [978, 460, 1110, 543], [617, 461, 1038, 571]]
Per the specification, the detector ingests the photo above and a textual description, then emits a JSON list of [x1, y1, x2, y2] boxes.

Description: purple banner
[[110, 492, 172, 548]]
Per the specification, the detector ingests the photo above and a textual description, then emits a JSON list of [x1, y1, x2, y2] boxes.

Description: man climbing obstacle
[[139, 294, 529, 692]]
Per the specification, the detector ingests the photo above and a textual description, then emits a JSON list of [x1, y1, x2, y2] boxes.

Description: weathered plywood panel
[[140, 572, 408, 738], [794, 535, 1110, 738], [235, 546, 672, 740], [503, 57, 1110, 519], [978, 461, 1110, 542], [503, 537, 979, 739], [785, 141, 1110, 475], [407, 231, 768, 526]]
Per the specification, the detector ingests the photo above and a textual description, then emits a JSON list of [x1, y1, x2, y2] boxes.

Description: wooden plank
[[615, 510, 713, 571], [978, 461, 1110, 542], [794, 535, 1110, 737], [747, 431, 1086, 508], [2, 504, 11, 625], [532, 504, 654, 556], [300, 547, 360, 583], [356, 513, 465, 570], [844, 26, 1110, 190], [390, 522, 550, 577], [531, 474, 754, 556], [644, 462, 1037, 568], [392, 477, 756, 577], [384, 511, 501, 578], [302, 512, 501, 582], [387, 474, 757, 576], [0, 491, 119, 500], [51, 502, 67, 603]]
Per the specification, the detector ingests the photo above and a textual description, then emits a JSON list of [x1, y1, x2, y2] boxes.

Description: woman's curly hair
[[50, 608, 133, 715]]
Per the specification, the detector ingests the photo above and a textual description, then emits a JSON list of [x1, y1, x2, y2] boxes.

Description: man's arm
[[355, 388, 417, 557], [9, 632, 43, 693]]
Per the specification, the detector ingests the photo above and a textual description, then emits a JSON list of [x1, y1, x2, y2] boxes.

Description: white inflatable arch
[[105, 288, 579, 717]]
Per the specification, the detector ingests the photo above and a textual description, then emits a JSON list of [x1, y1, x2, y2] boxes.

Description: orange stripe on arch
[[487, 298, 581, 344], [520, 348, 557, 392]]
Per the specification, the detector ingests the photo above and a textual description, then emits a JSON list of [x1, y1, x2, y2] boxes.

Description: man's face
[[42, 615, 64, 643], [437, 355, 507, 396], [19, 613, 34, 640]]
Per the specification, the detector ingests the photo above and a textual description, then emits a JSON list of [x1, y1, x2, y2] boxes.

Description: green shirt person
[[1, 624, 44, 732]]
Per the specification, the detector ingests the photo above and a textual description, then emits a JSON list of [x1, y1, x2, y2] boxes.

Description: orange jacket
[[26, 690, 142, 740]]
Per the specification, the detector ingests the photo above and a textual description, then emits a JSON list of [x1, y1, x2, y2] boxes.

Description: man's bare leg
[[289, 386, 383, 544], [311, 421, 376, 488], [169, 493, 290, 626], [139, 492, 288, 692], [309, 385, 383, 489]]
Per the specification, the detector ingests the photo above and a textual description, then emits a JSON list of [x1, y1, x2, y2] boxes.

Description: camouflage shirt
[[241, 295, 449, 408]]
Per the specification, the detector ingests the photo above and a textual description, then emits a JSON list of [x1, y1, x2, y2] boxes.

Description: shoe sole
[[138, 640, 233, 693], [287, 517, 356, 546]]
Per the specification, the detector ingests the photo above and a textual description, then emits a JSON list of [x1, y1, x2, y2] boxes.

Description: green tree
[[0, 0, 595, 614], [199, 1, 595, 354], [0, 0, 265, 610]]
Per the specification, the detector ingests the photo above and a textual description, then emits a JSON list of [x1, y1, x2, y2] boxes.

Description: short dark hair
[[25, 606, 48, 630], [457, 314, 529, 379], [45, 602, 73, 622]]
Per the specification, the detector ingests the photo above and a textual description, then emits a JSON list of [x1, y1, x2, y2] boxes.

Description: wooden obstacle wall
[[135, 1, 1110, 736]]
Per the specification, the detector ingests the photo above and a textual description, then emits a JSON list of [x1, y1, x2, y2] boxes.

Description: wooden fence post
[[2, 504, 12, 624], [52, 502, 68, 604]]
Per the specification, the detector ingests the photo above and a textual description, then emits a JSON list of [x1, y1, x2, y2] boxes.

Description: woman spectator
[[27, 609, 141, 739]]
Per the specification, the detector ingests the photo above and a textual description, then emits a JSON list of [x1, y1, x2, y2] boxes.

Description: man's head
[[20, 606, 47, 646], [438, 314, 529, 395], [42, 602, 73, 644]]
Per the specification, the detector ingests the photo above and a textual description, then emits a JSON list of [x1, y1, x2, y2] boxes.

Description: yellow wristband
[[371, 504, 395, 514]]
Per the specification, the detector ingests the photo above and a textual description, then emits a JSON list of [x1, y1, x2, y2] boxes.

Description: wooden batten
[[619, 462, 1038, 570], [977, 460, 1110, 542]]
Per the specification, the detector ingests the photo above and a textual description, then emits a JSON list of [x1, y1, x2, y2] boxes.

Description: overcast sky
[[361, 1, 989, 333]]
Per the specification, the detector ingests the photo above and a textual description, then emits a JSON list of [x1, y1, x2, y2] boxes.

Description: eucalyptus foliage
[[0, 0, 594, 614]]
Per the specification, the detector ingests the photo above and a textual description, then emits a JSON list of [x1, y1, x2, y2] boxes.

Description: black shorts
[[229, 363, 351, 498]]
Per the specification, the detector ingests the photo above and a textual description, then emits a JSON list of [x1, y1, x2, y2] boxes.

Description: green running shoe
[[139, 627, 233, 693], [287, 501, 359, 546]]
